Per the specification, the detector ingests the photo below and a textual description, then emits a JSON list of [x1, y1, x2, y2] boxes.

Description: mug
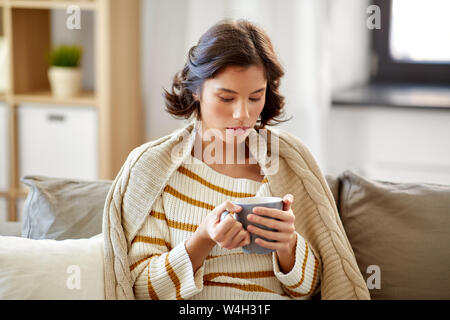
[[220, 196, 283, 254]]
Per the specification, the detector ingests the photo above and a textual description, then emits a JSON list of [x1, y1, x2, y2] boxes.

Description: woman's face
[[195, 64, 267, 144]]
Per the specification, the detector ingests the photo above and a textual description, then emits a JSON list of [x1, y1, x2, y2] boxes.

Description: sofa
[[0, 170, 449, 300]]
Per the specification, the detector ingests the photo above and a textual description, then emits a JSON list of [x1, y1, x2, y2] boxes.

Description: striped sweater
[[128, 153, 320, 300]]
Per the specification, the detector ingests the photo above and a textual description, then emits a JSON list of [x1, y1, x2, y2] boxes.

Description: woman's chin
[[223, 131, 250, 145]]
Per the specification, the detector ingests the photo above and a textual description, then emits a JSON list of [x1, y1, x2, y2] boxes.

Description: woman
[[102, 19, 370, 300]]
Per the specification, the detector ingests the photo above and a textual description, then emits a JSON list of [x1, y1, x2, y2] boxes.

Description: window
[[371, 0, 450, 84]]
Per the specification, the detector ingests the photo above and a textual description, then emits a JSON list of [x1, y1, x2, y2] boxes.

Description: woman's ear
[[192, 93, 199, 101]]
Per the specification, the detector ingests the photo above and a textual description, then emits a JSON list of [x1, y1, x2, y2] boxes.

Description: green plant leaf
[[47, 45, 83, 67]]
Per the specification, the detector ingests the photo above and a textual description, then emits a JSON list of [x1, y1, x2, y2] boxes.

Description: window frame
[[371, 0, 450, 84]]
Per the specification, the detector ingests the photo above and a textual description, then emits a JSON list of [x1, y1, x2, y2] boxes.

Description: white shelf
[[13, 90, 97, 107]]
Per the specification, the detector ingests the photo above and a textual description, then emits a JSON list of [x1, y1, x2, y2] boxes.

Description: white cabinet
[[18, 104, 98, 181], [0, 103, 8, 191]]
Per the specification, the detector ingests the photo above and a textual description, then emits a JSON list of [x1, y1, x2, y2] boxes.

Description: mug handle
[[220, 202, 239, 222], [220, 210, 238, 222]]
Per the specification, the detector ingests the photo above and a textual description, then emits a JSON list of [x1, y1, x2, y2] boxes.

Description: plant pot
[[48, 66, 82, 98]]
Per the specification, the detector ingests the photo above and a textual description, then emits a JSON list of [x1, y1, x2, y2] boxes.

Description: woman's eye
[[219, 97, 262, 102]]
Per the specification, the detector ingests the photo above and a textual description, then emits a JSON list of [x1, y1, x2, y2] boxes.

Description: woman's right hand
[[198, 200, 251, 250]]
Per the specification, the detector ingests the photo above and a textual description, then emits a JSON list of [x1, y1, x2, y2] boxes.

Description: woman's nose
[[232, 100, 250, 121]]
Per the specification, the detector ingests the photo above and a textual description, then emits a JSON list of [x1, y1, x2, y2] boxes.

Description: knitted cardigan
[[102, 118, 371, 300]]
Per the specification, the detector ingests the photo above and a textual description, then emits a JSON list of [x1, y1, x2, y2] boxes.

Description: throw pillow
[[339, 170, 450, 299], [21, 175, 112, 240]]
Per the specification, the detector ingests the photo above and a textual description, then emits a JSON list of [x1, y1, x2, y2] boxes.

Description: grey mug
[[220, 196, 283, 254]]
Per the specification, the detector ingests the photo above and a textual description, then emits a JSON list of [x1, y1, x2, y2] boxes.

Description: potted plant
[[47, 45, 83, 98]]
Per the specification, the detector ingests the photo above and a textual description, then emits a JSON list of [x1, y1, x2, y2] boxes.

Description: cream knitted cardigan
[[102, 119, 371, 300]]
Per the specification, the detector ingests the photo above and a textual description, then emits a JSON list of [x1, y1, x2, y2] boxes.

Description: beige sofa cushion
[[0, 234, 104, 299], [338, 170, 450, 300]]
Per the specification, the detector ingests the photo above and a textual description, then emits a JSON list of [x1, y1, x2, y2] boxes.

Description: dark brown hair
[[163, 19, 290, 129]]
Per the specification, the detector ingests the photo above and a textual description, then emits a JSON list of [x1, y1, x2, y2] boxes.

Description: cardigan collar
[[183, 118, 280, 178]]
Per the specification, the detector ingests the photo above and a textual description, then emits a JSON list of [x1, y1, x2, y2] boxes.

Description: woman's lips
[[225, 127, 249, 136]]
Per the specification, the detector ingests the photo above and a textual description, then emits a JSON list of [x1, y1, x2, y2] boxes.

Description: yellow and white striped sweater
[[128, 153, 320, 300]]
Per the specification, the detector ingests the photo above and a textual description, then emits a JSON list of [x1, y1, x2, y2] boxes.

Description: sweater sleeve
[[128, 194, 205, 300], [272, 232, 321, 299]]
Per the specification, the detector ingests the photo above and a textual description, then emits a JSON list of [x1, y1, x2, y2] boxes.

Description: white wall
[[328, 0, 371, 94], [326, 105, 450, 185], [141, 0, 191, 141]]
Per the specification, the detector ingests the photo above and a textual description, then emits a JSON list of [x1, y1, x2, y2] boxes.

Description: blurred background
[[142, 0, 450, 185], [0, 0, 449, 232]]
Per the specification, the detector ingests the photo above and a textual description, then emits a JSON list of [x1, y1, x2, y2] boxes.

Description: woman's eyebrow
[[217, 87, 266, 94]]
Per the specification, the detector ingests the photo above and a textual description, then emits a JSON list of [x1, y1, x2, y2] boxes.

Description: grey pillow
[[21, 175, 112, 240], [338, 170, 450, 300]]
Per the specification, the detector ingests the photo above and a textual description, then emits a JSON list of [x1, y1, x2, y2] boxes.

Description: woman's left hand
[[247, 194, 297, 255]]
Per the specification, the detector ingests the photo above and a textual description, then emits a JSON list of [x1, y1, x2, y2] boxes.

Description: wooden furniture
[[0, 0, 144, 222]]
